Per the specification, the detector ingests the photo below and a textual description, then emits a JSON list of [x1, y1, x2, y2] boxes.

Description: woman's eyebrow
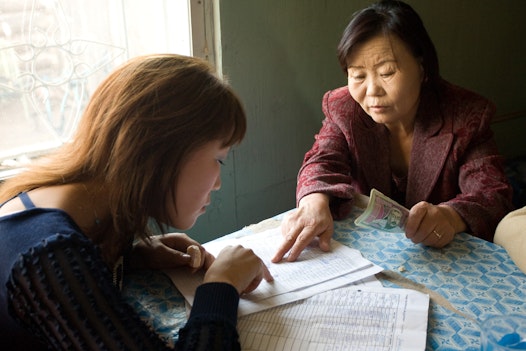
[[348, 59, 397, 70]]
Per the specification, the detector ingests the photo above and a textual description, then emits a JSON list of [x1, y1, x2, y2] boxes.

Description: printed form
[[166, 226, 383, 315], [165, 226, 429, 350], [238, 285, 429, 351]]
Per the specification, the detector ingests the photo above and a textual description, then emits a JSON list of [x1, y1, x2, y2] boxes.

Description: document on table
[[238, 285, 430, 351], [165, 226, 383, 316]]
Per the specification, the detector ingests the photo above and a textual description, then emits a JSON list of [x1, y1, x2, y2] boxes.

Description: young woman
[[0, 54, 272, 350]]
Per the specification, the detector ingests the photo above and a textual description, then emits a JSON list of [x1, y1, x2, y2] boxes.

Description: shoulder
[[10, 231, 106, 279], [6, 227, 108, 297], [323, 86, 351, 101], [1, 207, 79, 233], [418, 80, 496, 135], [438, 80, 496, 120], [322, 86, 355, 111], [321, 86, 371, 126], [0, 209, 85, 277]]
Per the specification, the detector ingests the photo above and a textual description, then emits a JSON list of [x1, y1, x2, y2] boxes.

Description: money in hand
[[354, 189, 409, 233]]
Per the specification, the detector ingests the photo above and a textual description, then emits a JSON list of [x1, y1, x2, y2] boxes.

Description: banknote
[[354, 189, 409, 233]]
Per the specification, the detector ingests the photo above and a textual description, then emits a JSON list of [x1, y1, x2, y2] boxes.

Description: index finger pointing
[[286, 226, 318, 262], [271, 236, 294, 263], [271, 227, 300, 263], [263, 263, 273, 282]]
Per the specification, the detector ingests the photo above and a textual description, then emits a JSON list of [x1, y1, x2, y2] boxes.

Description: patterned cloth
[[124, 207, 526, 351], [333, 209, 526, 351]]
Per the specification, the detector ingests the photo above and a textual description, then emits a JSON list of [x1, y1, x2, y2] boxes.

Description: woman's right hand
[[204, 245, 273, 294], [271, 193, 334, 263]]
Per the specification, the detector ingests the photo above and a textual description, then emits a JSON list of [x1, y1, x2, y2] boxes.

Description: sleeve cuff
[[188, 282, 240, 326]]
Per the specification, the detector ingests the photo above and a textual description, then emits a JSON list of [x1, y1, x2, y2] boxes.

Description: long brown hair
[[0, 54, 246, 242]]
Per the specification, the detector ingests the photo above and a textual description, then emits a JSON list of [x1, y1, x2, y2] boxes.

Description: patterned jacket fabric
[[297, 79, 513, 241], [0, 193, 240, 350]]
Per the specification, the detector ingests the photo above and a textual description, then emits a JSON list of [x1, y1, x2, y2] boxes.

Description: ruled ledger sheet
[[238, 285, 429, 351]]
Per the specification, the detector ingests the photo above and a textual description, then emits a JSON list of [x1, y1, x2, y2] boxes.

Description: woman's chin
[[171, 208, 207, 230]]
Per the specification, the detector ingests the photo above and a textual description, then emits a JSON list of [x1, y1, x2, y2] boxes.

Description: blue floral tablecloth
[[122, 207, 526, 350], [122, 270, 186, 348]]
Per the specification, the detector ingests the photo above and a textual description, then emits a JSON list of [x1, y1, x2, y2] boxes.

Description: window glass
[[0, 0, 192, 177]]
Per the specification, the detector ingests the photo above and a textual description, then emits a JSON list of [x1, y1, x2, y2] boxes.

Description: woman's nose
[[366, 77, 384, 96], [213, 174, 221, 191]]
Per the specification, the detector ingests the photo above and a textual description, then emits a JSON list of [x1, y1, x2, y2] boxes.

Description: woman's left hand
[[130, 233, 214, 271], [405, 202, 467, 248]]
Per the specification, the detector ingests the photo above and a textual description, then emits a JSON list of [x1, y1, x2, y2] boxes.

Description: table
[[122, 205, 526, 351]]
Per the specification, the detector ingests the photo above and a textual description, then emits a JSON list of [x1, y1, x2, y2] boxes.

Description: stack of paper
[[165, 225, 429, 350], [238, 285, 429, 351]]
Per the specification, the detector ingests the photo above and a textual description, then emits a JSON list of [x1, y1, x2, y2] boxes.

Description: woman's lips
[[369, 105, 388, 113]]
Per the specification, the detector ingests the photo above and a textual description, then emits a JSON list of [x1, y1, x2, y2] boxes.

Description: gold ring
[[433, 230, 442, 239]]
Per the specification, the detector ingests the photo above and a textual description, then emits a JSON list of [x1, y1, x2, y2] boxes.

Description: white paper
[[238, 285, 430, 351], [204, 226, 376, 300], [182, 274, 382, 318], [165, 226, 381, 316], [236, 263, 383, 315], [166, 224, 429, 350]]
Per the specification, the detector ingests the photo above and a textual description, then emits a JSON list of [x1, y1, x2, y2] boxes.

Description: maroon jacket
[[297, 80, 513, 242]]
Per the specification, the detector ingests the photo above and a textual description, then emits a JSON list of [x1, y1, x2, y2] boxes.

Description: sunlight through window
[[0, 0, 193, 177]]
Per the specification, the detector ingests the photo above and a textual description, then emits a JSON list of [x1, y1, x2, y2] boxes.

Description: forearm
[[445, 194, 512, 241], [176, 283, 240, 350]]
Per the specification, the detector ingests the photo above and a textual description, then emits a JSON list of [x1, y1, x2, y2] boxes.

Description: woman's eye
[[349, 75, 365, 82], [380, 71, 395, 78], [217, 159, 225, 165]]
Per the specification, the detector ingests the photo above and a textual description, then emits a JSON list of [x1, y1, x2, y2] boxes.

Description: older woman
[[273, 0, 513, 263]]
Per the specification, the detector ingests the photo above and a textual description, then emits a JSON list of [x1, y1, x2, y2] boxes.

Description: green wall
[[187, 0, 526, 243]]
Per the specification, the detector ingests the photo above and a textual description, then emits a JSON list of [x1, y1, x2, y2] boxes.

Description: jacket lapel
[[406, 93, 453, 207]]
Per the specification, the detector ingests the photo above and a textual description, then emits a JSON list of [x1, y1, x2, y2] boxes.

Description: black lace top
[[0, 193, 240, 350]]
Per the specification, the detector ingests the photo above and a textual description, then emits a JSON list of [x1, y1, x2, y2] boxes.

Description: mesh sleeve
[[7, 233, 243, 350], [7, 233, 171, 350]]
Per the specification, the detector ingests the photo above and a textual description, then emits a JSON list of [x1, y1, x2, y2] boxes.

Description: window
[[0, 0, 212, 179]]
